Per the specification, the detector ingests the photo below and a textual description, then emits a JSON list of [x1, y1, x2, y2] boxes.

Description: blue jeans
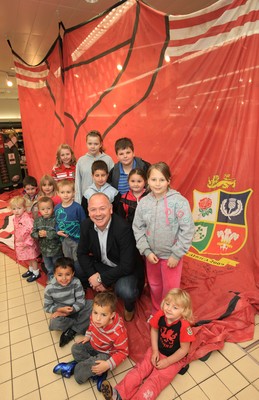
[[114, 274, 140, 312], [43, 254, 62, 280]]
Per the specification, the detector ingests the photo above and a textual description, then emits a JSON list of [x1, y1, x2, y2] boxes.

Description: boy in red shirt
[[53, 292, 128, 385]]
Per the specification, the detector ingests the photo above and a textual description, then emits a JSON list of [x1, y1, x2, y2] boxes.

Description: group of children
[[9, 130, 195, 400], [44, 255, 195, 400]]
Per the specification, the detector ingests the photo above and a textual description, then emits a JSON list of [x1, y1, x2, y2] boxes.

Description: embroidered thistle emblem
[[220, 198, 243, 220]]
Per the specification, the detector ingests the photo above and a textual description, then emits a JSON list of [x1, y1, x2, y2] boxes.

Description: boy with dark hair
[[31, 196, 63, 282], [23, 175, 39, 218], [82, 160, 120, 215], [108, 137, 150, 194], [53, 292, 128, 385], [44, 257, 93, 347]]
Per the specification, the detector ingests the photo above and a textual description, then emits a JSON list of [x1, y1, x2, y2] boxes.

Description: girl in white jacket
[[133, 162, 195, 315]]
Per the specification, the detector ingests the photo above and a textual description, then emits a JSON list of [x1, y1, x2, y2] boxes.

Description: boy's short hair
[[91, 160, 108, 175], [57, 179, 75, 191], [54, 257, 75, 273], [115, 137, 134, 154], [23, 175, 38, 187], [93, 292, 117, 313], [37, 196, 54, 208]]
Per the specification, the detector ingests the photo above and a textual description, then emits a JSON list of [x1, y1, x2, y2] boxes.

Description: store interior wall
[[0, 99, 21, 122]]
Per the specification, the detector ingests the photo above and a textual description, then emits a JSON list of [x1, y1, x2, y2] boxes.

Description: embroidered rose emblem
[[199, 197, 212, 217]]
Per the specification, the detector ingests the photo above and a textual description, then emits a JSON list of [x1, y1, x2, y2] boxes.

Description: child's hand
[[57, 231, 69, 238], [151, 350, 160, 367], [55, 306, 73, 316], [91, 360, 109, 375], [39, 230, 47, 237], [147, 253, 159, 264], [51, 311, 66, 319], [155, 358, 170, 369], [167, 256, 178, 268], [61, 306, 73, 314], [76, 337, 90, 344]]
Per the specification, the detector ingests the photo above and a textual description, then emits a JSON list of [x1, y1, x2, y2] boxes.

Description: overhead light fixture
[[85, 0, 98, 3], [0, 70, 15, 88], [6, 77, 13, 87]]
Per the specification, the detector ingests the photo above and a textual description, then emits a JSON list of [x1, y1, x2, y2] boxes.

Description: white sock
[[29, 266, 34, 272], [32, 269, 40, 276]]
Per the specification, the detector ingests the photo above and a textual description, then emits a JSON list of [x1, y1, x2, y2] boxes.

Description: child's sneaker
[[53, 360, 77, 378]]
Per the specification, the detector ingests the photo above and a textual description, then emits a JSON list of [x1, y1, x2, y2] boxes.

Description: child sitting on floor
[[44, 257, 93, 347], [101, 288, 195, 400], [53, 292, 128, 386]]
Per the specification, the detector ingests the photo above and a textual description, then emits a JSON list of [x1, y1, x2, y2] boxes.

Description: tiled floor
[[0, 252, 258, 400]]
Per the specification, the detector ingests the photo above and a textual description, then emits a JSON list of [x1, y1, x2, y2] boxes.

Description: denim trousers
[[43, 254, 62, 280]]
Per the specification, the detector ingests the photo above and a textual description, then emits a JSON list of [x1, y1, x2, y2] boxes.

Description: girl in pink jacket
[[9, 196, 40, 282]]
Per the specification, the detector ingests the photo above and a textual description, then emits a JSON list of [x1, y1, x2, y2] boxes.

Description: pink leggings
[[146, 258, 183, 315], [116, 347, 186, 400]]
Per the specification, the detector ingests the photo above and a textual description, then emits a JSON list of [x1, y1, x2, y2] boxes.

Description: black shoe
[[178, 364, 189, 375], [59, 328, 76, 347], [199, 352, 212, 362], [27, 273, 41, 282], [22, 270, 33, 278]]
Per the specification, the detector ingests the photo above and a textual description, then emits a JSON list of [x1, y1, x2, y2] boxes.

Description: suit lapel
[[90, 223, 101, 258]]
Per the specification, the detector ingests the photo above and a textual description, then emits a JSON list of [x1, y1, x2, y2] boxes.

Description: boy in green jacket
[[31, 196, 63, 282]]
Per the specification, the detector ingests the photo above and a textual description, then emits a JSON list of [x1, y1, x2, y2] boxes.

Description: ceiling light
[[7, 78, 13, 87], [85, 0, 98, 3], [0, 70, 14, 88]]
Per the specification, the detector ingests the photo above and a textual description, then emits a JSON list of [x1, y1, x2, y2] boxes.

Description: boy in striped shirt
[[54, 292, 129, 384], [44, 257, 92, 347]]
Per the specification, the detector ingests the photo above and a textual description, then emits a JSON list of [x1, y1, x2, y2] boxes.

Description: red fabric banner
[[10, 0, 258, 361]]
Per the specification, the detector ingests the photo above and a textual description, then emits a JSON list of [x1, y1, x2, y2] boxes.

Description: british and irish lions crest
[[188, 174, 252, 267]]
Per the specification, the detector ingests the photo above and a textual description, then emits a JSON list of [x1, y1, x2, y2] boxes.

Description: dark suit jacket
[[77, 214, 142, 288]]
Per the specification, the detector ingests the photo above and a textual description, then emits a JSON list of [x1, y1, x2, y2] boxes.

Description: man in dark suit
[[77, 193, 144, 322]]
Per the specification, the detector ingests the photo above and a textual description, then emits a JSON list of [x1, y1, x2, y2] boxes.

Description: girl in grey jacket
[[133, 162, 194, 315]]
